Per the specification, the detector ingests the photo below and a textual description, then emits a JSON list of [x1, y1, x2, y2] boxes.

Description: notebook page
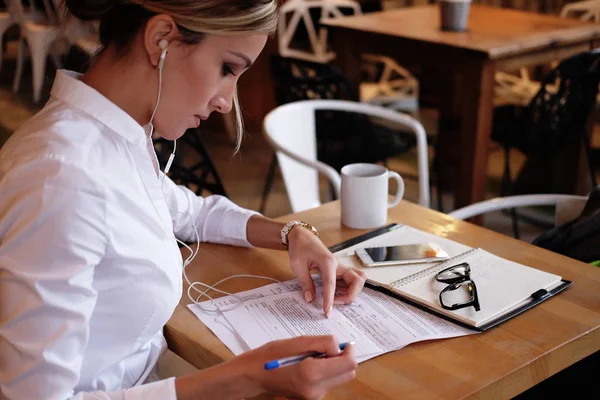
[[334, 225, 472, 287], [394, 249, 563, 327]]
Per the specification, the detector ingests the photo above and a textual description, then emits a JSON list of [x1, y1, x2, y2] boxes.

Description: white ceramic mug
[[340, 163, 405, 229]]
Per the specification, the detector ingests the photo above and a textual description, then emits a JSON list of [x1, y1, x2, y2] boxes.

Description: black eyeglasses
[[435, 262, 480, 312]]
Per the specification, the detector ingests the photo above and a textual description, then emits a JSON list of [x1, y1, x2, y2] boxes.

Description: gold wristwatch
[[280, 220, 319, 249]]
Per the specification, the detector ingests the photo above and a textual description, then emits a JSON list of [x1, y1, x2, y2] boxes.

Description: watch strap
[[281, 220, 319, 248]]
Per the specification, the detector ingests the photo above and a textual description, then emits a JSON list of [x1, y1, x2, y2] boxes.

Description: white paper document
[[222, 290, 383, 360], [189, 277, 476, 363], [188, 280, 302, 355]]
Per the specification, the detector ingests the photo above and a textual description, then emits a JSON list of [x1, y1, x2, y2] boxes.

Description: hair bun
[[64, 0, 118, 21]]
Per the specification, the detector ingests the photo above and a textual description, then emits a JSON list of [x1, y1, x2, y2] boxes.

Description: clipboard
[[329, 224, 573, 332]]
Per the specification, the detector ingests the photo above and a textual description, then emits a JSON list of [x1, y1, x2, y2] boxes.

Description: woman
[[0, 0, 367, 398]]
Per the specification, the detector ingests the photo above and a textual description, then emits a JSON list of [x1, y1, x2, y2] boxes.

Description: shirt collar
[[50, 70, 147, 145]]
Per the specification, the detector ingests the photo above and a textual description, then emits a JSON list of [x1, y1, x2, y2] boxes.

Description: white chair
[[494, 69, 542, 107], [1, 1, 47, 75], [494, 0, 600, 106], [0, 6, 15, 75], [561, 0, 600, 22], [278, 0, 360, 63], [360, 53, 419, 112], [8, 0, 62, 103], [277, 0, 419, 113], [263, 99, 430, 213], [48, 0, 101, 57], [449, 194, 588, 228]]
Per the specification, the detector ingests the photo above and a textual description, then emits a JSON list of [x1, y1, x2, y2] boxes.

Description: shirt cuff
[[219, 206, 260, 248]]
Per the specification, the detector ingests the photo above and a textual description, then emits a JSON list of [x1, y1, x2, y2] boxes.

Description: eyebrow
[[227, 51, 253, 68]]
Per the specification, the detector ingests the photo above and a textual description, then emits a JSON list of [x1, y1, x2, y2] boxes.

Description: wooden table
[[165, 200, 600, 399], [321, 5, 600, 209]]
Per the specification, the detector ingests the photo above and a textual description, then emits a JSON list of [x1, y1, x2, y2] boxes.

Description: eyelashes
[[222, 63, 236, 77]]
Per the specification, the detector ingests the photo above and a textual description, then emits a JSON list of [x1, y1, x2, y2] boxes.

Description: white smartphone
[[355, 243, 449, 267]]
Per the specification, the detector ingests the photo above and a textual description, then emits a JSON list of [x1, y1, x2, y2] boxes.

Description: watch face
[[282, 221, 301, 245], [282, 221, 318, 247]]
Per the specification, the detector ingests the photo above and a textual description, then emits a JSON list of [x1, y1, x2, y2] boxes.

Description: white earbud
[[162, 139, 176, 176], [164, 152, 175, 174], [158, 39, 169, 70]]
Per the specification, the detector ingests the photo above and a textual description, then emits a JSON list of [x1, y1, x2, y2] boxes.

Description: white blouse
[[0, 70, 258, 399]]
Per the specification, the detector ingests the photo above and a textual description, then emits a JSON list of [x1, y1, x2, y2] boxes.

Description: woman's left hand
[[287, 227, 367, 317]]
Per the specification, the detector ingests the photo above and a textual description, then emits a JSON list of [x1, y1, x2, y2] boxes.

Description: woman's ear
[[143, 14, 178, 68]]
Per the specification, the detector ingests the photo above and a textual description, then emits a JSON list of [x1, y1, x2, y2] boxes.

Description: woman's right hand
[[176, 335, 357, 400], [236, 335, 358, 399]]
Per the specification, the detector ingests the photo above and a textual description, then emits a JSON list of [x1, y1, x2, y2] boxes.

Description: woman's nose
[[211, 96, 233, 114]]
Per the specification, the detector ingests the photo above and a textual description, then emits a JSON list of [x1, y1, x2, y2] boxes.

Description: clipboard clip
[[530, 289, 549, 301]]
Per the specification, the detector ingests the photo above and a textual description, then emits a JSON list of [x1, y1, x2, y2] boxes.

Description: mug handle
[[387, 171, 405, 208]]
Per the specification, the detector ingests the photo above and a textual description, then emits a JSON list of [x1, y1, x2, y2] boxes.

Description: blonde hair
[[63, 0, 279, 152]]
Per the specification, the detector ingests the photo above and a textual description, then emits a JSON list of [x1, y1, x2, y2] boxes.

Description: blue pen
[[264, 342, 354, 370]]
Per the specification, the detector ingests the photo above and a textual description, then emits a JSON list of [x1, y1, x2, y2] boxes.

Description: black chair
[[259, 55, 418, 213], [154, 128, 228, 197], [491, 48, 600, 238]]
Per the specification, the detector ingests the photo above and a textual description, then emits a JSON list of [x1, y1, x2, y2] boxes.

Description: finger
[[334, 279, 350, 291], [265, 335, 341, 359], [291, 258, 316, 303], [302, 341, 357, 379], [317, 370, 357, 394], [320, 256, 338, 318], [335, 265, 361, 284], [334, 269, 366, 305]]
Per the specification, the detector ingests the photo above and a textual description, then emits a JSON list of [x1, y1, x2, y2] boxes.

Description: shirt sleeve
[[0, 160, 177, 400], [159, 172, 259, 247], [70, 378, 176, 400]]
